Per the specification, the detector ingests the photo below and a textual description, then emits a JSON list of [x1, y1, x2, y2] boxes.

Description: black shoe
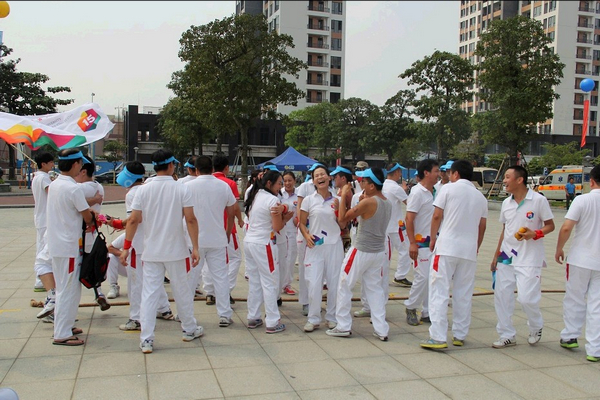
[[164, 276, 170, 284], [95, 295, 111, 311], [277, 298, 283, 307], [206, 295, 216, 306], [420, 315, 431, 323], [230, 295, 236, 305], [392, 278, 412, 287]]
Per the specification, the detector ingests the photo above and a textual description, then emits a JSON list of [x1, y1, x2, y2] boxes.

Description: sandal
[[53, 336, 84, 346], [72, 327, 83, 335]]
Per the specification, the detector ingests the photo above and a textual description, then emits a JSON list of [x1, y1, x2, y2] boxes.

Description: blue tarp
[[256, 147, 317, 172]]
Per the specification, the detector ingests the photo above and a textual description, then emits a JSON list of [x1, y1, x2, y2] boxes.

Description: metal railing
[[307, 24, 330, 31], [307, 42, 330, 49], [576, 53, 592, 59], [307, 60, 329, 67], [577, 37, 593, 44], [308, 5, 330, 12], [306, 80, 329, 86]]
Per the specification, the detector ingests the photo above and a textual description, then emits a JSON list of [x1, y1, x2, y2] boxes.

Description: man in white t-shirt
[[383, 163, 411, 288], [119, 150, 202, 354], [178, 156, 198, 185], [32, 152, 57, 320], [47, 149, 95, 346], [555, 165, 600, 363], [186, 156, 236, 327], [421, 160, 488, 350], [404, 159, 439, 326], [434, 160, 453, 193], [491, 165, 554, 349]]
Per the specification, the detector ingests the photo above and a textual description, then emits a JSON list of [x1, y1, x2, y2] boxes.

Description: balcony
[[308, 5, 330, 12], [577, 37, 593, 44], [307, 79, 329, 86], [578, 21, 591, 27], [576, 53, 592, 59], [579, 6, 591, 12], [307, 42, 329, 49], [308, 24, 330, 31], [593, 71, 600, 76], [576, 69, 592, 75], [306, 97, 328, 103], [307, 60, 329, 67]]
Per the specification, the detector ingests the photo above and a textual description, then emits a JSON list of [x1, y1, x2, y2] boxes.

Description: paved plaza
[[1, 199, 599, 400]]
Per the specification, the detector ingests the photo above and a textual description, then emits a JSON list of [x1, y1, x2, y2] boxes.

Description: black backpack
[[80, 216, 109, 295]]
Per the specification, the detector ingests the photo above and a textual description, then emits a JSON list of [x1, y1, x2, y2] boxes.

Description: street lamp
[[134, 146, 139, 161], [91, 93, 95, 103]]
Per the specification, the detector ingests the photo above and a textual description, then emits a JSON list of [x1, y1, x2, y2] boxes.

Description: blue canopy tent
[[256, 147, 317, 172]]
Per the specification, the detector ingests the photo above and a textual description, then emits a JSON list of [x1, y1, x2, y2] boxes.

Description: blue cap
[[308, 162, 325, 172], [152, 156, 179, 166], [184, 158, 195, 169], [262, 164, 279, 172], [329, 166, 352, 176], [356, 168, 383, 186], [385, 163, 406, 174], [413, 170, 418, 177], [440, 160, 454, 172], [58, 151, 90, 164], [116, 166, 144, 188]]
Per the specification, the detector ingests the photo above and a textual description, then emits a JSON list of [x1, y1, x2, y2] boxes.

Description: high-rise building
[[459, 0, 599, 156], [236, 0, 346, 115]]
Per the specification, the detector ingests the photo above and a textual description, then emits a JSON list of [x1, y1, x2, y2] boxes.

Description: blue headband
[[330, 166, 352, 176], [58, 151, 90, 164], [263, 164, 279, 172], [152, 156, 179, 166], [440, 160, 454, 172], [385, 163, 406, 174], [184, 160, 195, 169], [308, 162, 325, 172], [116, 166, 144, 188], [356, 168, 383, 185]]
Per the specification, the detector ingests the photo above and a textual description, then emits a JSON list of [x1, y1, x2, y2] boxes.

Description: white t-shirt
[[280, 189, 298, 236], [349, 189, 363, 238], [46, 175, 90, 258], [297, 180, 315, 198], [383, 179, 408, 234], [79, 180, 104, 252], [499, 189, 554, 267], [130, 175, 194, 262], [300, 191, 341, 245], [406, 183, 435, 249], [433, 179, 488, 262], [112, 232, 125, 249], [244, 189, 280, 245], [186, 175, 236, 248], [564, 189, 600, 271], [125, 185, 145, 253], [32, 171, 52, 229], [178, 174, 196, 185]]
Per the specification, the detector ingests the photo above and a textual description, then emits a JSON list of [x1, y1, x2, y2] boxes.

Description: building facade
[[459, 0, 599, 156], [236, 0, 346, 114]]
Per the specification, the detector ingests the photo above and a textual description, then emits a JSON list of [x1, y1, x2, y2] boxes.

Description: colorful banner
[[581, 98, 589, 148], [0, 103, 115, 150]]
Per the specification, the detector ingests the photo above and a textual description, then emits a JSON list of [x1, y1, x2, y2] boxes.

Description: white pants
[[561, 264, 600, 357], [359, 237, 392, 312], [199, 247, 232, 319], [107, 254, 128, 286], [227, 233, 242, 293], [53, 256, 82, 341], [34, 228, 53, 277], [276, 234, 288, 293], [297, 237, 309, 305], [404, 247, 431, 317], [245, 242, 281, 327], [336, 248, 389, 337], [428, 254, 477, 342], [283, 232, 298, 289], [389, 231, 411, 280], [304, 242, 344, 325], [494, 263, 543, 339], [140, 259, 197, 343]]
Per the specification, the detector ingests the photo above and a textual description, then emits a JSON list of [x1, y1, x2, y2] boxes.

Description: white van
[[537, 166, 592, 201]]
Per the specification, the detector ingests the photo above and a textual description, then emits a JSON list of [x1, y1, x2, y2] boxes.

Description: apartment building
[[236, 0, 346, 115], [459, 0, 600, 155]]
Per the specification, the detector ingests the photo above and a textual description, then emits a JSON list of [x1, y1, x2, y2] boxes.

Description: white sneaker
[[326, 328, 351, 337], [528, 328, 543, 345], [36, 298, 55, 319], [219, 317, 233, 327], [327, 321, 337, 329], [182, 326, 204, 342], [353, 309, 371, 318], [119, 319, 141, 331], [492, 337, 517, 348], [107, 284, 120, 299], [303, 322, 319, 332], [140, 339, 153, 354]]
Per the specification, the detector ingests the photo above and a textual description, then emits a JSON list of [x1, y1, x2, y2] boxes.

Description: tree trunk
[[215, 133, 222, 154], [241, 125, 249, 194]]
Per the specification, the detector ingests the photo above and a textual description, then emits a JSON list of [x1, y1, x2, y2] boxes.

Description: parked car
[[95, 171, 117, 184]]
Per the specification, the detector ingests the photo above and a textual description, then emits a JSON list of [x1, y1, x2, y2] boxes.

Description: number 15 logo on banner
[[77, 109, 101, 132]]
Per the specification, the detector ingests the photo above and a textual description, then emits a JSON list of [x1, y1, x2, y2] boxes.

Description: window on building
[[332, 20, 342, 32], [330, 56, 342, 69], [331, 74, 341, 87], [548, 0, 557, 12], [332, 38, 342, 51], [574, 108, 584, 120], [533, 5, 541, 17], [573, 124, 583, 135], [470, 17, 476, 27], [275, 0, 279, 11], [330, 92, 341, 103], [544, 124, 552, 134], [592, 95, 599, 106], [468, 42, 476, 52], [547, 31, 555, 41], [591, 111, 598, 122], [332, 2, 342, 14]]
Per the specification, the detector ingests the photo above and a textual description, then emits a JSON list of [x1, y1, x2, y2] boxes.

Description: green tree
[[169, 14, 306, 190], [334, 97, 379, 163], [537, 142, 590, 171], [484, 153, 506, 170], [0, 44, 73, 179], [366, 90, 416, 163], [103, 140, 127, 184], [474, 15, 565, 164], [399, 50, 474, 160]]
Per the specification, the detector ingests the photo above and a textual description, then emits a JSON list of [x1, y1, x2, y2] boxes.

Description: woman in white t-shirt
[[243, 170, 293, 334], [299, 165, 345, 333], [279, 171, 299, 296]]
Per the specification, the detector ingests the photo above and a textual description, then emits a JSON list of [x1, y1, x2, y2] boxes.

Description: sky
[[0, 1, 459, 117]]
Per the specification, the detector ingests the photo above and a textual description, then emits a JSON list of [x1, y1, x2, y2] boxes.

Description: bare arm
[[491, 224, 504, 272], [119, 209, 142, 266], [183, 206, 200, 267], [477, 218, 487, 252], [429, 206, 444, 252], [234, 202, 244, 228], [86, 190, 103, 206], [271, 207, 285, 233], [225, 205, 235, 240], [405, 211, 418, 261], [555, 219, 577, 264], [299, 209, 314, 248]]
